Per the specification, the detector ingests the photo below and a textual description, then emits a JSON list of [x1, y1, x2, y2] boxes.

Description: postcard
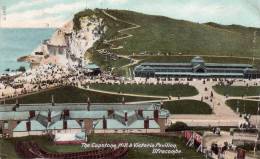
[[0, 0, 259, 158]]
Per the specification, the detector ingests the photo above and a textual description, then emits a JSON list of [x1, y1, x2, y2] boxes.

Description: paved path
[[132, 54, 260, 60], [102, 10, 141, 44]]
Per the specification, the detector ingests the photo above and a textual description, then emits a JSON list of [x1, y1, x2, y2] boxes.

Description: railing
[[15, 141, 128, 159]]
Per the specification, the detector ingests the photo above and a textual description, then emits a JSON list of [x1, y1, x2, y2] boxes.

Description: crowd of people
[[0, 63, 259, 102]]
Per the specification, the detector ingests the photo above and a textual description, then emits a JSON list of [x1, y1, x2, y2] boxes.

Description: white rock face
[[28, 14, 104, 69], [69, 15, 104, 64]]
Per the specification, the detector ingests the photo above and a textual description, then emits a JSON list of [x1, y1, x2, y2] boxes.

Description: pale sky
[[0, 0, 260, 28]]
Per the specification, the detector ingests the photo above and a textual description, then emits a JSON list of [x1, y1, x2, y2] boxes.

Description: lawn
[[4, 86, 157, 104], [89, 83, 198, 97], [213, 85, 260, 97], [226, 99, 260, 115], [0, 134, 203, 159], [162, 100, 213, 114]]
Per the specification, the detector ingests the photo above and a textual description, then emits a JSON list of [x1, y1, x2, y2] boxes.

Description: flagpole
[[254, 94, 260, 156]]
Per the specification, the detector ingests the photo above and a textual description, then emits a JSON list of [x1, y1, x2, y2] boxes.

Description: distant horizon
[[1, 8, 260, 30], [1, 0, 260, 28]]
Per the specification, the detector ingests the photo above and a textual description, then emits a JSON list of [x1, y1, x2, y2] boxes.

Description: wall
[[94, 129, 161, 134]]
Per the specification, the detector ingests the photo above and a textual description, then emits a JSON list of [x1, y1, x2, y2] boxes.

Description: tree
[[167, 122, 190, 131]]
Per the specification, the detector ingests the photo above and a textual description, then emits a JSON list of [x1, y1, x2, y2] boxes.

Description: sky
[[1, 0, 260, 28]]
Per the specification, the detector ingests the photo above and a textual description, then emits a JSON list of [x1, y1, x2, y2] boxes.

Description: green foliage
[[73, 9, 95, 31], [167, 122, 190, 131]]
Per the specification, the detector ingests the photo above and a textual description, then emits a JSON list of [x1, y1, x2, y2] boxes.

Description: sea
[[0, 28, 55, 74]]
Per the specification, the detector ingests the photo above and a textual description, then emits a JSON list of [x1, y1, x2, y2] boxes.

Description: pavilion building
[[134, 56, 260, 78]]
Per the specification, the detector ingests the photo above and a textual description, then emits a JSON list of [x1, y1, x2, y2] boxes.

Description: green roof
[[155, 72, 244, 76], [48, 120, 81, 130], [95, 119, 160, 129], [70, 111, 108, 119], [0, 112, 29, 120], [95, 119, 126, 129], [13, 120, 46, 132]]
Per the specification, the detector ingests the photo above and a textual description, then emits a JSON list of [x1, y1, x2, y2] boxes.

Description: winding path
[[102, 10, 141, 44]]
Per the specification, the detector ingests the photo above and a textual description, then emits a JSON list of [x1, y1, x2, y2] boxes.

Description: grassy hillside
[[73, 9, 260, 76], [105, 9, 260, 57]]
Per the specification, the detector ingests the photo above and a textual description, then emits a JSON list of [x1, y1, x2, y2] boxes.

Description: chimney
[[122, 97, 125, 104], [124, 112, 128, 122], [154, 109, 159, 121], [64, 109, 70, 117], [63, 120, 67, 129], [13, 99, 20, 111], [26, 121, 31, 131], [138, 109, 143, 117], [51, 95, 55, 106], [144, 118, 149, 129], [16, 99, 19, 106], [108, 109, 114, 116], [29, 110, 35, 119], [48, 110, 51, 122], [160, 100, 164, 107], [87, 97, 91, 111], [103, 117, 107, 129]]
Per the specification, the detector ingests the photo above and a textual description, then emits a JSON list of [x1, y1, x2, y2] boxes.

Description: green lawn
[[4, 86, 157, 104], [89, 83, 198, 97], [162, 100, 213, 114], [213, 85, 260, 97], [0, 134, 203, 159], [226, 99, 260, 115]]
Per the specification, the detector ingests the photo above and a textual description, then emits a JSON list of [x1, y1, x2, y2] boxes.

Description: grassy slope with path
[[0, 134, 203, 159], [89, 83, 198, 97], [162, 100, 213, 114], [105, 9, 260, 57], [4, 86, 156, 104], [73, 9, 260, 76], [213, 85, 260, 97], [226, 99, 260, 115], [74, 9, 260, 77]]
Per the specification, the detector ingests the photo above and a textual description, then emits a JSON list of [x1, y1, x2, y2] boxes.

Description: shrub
[[167, 122, 190, 131]]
